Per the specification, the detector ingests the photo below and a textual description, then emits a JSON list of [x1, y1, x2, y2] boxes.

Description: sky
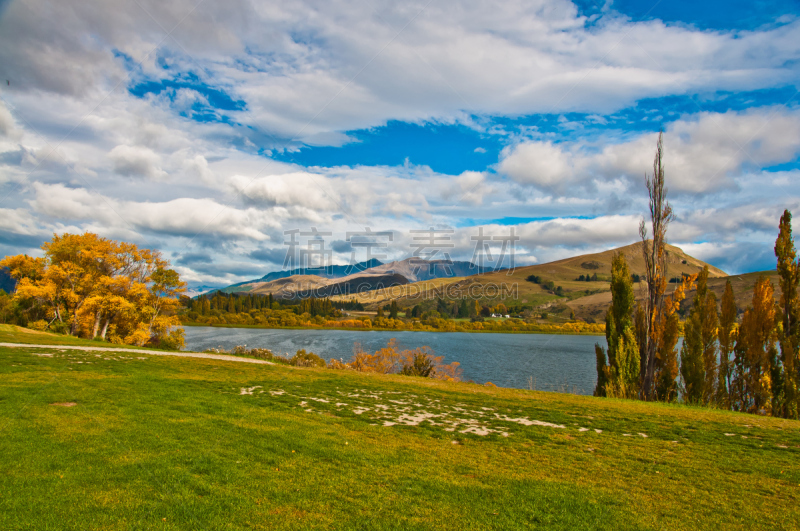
[[1, 0, 799, 290]]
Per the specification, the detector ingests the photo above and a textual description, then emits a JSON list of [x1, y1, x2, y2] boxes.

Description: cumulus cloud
[[0, 100, 20, 140], [231, 172, 340, 211], [438, 171, 494, 206], [109, 144, 166, 179], [29, 182, 281, 241], [182, 154, 215, 184], [499, 107, 800, 194], [498, 142, 572, 188]]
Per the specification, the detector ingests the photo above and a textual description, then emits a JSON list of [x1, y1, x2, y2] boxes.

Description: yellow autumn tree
[[0, 233, 185, 349], [653, 273, 695, 402], [732, 277, 778, 414]]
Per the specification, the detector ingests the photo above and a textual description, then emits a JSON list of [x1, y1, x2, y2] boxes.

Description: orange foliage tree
[[1, 233, 185, 348], [732, 277, 778, 414], [335, 338, 462, 381], [654, 273, 695, 402]]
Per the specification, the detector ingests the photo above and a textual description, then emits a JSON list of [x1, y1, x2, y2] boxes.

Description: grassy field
[[1, 327, 799, 530]]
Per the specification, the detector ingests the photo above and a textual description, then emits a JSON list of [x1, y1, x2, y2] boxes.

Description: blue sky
[[607, 0, 800, 30], [272, 87, 800, 176], [1, 0, 799, 288]]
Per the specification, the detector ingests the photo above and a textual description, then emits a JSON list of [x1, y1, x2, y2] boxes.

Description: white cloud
[[108, 144, 167, 179], [181, 154, 215, 184], [0, 100, 21, 140], [0, 207, 45, 235], [439, 171, 494, 206], [231, 172, 341, 211], [29, 182, 282, 241], [498, 141, 572, 188], [499, 107, 800, 194]]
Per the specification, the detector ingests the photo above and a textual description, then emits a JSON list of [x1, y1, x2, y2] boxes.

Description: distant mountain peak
[[214, 258, 385, 295]]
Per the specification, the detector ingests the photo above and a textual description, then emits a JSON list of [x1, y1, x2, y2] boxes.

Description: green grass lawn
[[0, 329, 798, 529]]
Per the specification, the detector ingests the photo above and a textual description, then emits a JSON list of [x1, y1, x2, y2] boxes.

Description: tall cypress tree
[[639, 131, 674, 400], [594, 252, 639, 398], [775, 209, 799, 419]]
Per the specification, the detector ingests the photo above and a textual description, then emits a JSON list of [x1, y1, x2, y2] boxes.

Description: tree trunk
[[100, 316, 112, 340], [92, 311, 101, 338]]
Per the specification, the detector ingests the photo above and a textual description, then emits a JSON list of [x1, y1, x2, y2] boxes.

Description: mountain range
[[213, 258, 497, 298]]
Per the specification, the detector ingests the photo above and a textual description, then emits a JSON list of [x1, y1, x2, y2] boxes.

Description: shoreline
[[180, 321, 606, 336]]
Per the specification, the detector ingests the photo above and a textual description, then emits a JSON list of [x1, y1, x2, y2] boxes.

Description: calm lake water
[[183, 327, 605, 395]]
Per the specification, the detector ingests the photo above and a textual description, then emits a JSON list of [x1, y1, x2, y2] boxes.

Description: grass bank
[[0, 328, 798, 529], [0, 324, 179, 350]]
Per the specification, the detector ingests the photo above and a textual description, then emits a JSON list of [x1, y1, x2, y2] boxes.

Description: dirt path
[[0, 343, 273, 365]]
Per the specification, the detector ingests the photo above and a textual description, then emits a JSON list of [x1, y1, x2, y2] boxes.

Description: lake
[[183, 327, 605, 395]]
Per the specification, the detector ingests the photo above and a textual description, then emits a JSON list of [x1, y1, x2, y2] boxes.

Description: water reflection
[[184, 327, 607, 395]]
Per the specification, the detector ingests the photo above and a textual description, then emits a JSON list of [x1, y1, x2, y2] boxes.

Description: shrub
[[158, 329, 185, 351], [327, 358, 350, 370], [50, 321, 70, 335], [28, 319, 48, 331], [290, 349, 326, 368], [207, 345, 275, 361], [401, 351, 436, 377], [247, 348, 274, 361]]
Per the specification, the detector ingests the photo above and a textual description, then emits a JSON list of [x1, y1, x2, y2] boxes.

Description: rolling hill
[[331, 242, 743, 319]]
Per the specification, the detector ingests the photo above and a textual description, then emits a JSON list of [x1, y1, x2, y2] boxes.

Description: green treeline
[[185, 292, 356, 326]]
